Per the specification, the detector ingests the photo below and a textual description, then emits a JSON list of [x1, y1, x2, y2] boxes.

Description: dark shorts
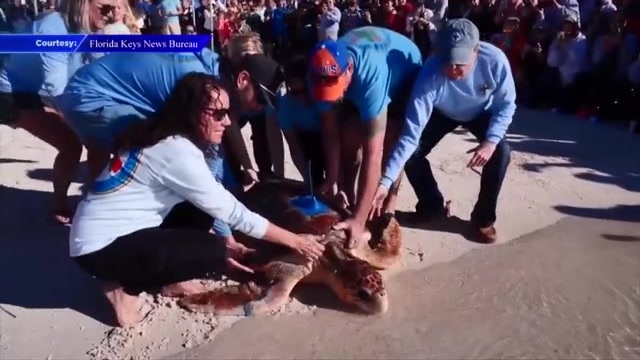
[[74, 202, 228, 295], [64, 104, 146, 151], [0, 92, 57, 126]]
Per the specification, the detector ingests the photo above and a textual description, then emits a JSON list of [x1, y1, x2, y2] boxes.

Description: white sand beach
[[0, 108, 638, 359]]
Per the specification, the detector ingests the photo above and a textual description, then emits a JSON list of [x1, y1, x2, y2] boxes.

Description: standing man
[[161, 0, 183, 34], [376, 19, 516, 243], [308, 26, 422, 248]]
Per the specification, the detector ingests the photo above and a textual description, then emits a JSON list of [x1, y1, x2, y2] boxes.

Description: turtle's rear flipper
[[244, 277, 303, 316], [177, 282, 263, 316]]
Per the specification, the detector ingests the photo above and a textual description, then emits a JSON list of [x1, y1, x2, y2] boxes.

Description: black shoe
[[398, 201, 451, 225]]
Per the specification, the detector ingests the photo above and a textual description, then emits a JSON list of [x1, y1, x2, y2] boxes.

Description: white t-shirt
[[69, 136, 269, 257]]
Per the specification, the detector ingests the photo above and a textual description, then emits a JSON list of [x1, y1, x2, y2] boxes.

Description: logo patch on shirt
[[479, 83, 491, 95], [92, 150, 142, 195]]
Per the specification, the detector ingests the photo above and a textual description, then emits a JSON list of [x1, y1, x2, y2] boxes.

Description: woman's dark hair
[[117, 72, 226, 151]]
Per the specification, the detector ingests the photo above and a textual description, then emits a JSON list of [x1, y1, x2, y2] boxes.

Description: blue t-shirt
[[318, 26, 423, 122], [59, 50, 219, 117], [276, 94, 321, 133], [0, 11, 85, 97], [161, 0, 181, 25]]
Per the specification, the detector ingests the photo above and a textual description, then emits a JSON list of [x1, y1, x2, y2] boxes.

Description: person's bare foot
[[161, 280, 208, 298], [102, 282, 143, 327]]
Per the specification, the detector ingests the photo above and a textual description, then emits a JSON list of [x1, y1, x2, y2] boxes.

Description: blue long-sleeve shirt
[[381, 42, 516, 189]]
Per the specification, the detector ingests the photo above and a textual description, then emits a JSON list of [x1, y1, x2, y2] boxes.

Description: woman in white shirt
[[71, 72, 324, 327]]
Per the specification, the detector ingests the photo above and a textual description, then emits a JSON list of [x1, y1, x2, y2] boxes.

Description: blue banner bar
[[0, 34, 211, 53]]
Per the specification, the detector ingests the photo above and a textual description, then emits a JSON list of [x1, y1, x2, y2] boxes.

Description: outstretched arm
[[353, 112, 386, 225]]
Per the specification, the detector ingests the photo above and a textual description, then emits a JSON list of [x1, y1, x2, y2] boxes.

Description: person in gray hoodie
[[318, 0, 341, 40], [547, 12, 590, 112]]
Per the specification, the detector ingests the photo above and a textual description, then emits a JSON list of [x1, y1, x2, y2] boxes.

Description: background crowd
[[2, 0, 640, 133]]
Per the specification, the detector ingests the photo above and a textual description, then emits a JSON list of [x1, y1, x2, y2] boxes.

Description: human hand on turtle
[[333, 218, 371, 249], [225, 237, 257, 273], [292, 234, 325, 260], [368, 184, 389, 220]]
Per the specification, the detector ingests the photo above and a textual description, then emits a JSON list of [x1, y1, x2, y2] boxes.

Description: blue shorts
[[64, 104, 146, 150]]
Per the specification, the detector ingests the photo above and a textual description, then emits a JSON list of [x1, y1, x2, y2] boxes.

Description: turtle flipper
[[243, 276, 303, 316], [177, 282, 263, 316]]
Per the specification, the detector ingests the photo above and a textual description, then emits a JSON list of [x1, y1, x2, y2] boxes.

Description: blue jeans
[[204, 144, 238, 238], [404, 110, 511, 227]]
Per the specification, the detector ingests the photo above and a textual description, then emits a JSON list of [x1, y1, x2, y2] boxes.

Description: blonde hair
[[58, 0, 94, 33], [224, 32, 264, 63], [120, 0, 140, 33]]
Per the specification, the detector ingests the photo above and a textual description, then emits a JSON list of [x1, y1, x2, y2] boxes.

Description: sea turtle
[[178, 178, 402, 316]]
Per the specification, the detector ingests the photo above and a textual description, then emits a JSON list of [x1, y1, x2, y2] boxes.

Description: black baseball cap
[[234, 53, 285, 110]]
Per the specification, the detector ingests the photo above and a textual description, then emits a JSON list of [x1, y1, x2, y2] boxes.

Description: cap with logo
[[308, 39, 351, 102], [437, 18, 480, 65]]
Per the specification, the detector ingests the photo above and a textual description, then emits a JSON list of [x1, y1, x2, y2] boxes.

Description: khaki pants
[[162, 22, 182, 35]]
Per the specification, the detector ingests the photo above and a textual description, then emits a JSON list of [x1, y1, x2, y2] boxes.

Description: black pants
[[298, 130, 325, 186], [404, 110, 511, 227], [236, 112, 274, 180], [74, 202, 228, 295]]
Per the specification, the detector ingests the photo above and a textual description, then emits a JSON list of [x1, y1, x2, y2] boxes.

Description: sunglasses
[[255, 81, 285, 110], [97, 3, 116, 16], [203, 107, 230, 121]]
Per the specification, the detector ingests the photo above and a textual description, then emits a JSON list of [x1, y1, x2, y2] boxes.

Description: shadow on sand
[[602, 234, 640, 242], [25, 160, 88, 184], [0, 185, 115, 325], [455, 109, 640, 222], [503, 110, 640, 194], [392, 211, 488, 244], [0, 158, 36, 164]]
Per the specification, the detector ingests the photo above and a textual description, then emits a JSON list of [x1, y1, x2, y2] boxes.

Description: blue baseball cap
[[308, 39, 351, 101], [437, 18, 480, 65]]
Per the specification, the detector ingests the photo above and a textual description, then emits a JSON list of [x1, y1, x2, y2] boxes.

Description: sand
[[0, 108, 639, 359], [174, 217, 640, 360]]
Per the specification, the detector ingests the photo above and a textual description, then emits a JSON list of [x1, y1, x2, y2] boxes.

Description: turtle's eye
[[357, 289, 372, 301]]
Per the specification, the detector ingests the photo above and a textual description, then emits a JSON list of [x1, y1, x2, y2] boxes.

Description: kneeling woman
[[70, 73, 324, 327]]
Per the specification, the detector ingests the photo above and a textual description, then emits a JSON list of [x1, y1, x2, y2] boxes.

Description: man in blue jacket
[[377, 19, 516, 243]]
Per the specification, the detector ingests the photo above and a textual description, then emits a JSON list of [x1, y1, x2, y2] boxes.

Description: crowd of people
[[3, 0, 640, 124], [0, 0, 637, 328]]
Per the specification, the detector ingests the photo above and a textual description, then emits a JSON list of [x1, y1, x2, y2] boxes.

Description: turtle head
[[322, 242, 389, 314]]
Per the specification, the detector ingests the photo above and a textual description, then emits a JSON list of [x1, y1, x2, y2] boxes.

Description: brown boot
[[471, 223, 498, 244]]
